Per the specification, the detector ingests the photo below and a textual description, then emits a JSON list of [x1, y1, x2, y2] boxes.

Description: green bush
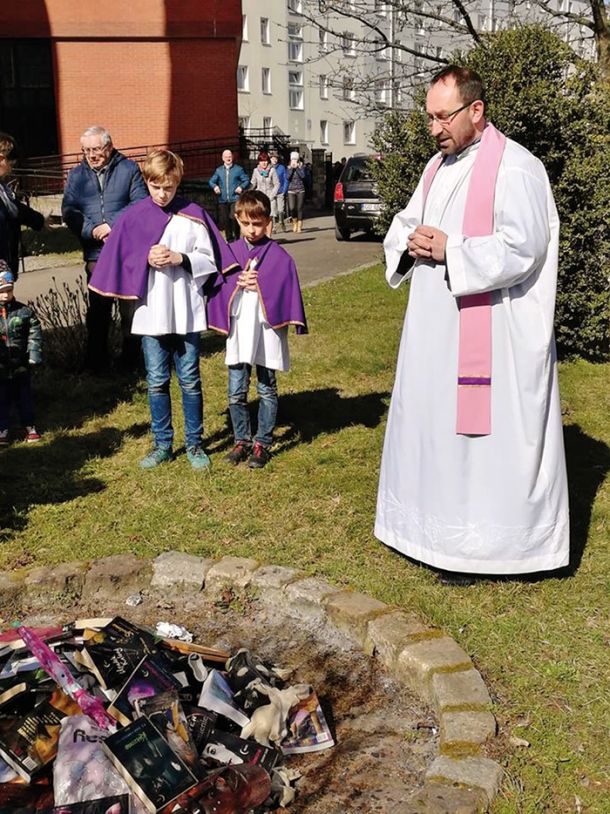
[[370, 25, 610, 360]]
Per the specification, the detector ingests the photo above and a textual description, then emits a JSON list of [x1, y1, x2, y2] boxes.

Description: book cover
[[77, 618, 156, 694], [183, 705, 217, 752], [108, 655, 181, 726], [280, 690, 335, 755], [200, 727, 281, 774], [197, 671, 249, 728], [0, 688, 83, 781], [52, 795, 130, 814], [135, 691, 200, 775], [102, 716, 197, 814]]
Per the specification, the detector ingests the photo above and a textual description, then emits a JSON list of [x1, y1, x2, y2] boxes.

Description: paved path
[[17, 214, 384, 302]]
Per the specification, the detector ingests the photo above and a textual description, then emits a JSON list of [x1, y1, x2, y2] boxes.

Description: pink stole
[[422, 123, 506, 436]]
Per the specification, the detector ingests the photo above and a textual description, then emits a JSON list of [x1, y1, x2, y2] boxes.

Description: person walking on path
[[269, 152, 288, 232], [286, 152, 307, 233], [375, 65, 569, 583], [62, 125, 147, 373], [209, 149, 250, 242], [249, 153, 279, 238]]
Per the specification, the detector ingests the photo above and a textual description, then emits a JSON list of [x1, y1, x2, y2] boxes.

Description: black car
[[333, 154, 382, 241]]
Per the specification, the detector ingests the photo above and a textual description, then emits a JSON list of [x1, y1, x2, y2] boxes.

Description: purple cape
[[206, 237, 308, 335], [88, 195, 239, 300]]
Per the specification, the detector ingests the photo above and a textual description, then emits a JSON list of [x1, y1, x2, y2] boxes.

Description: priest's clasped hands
[[407, 225, 448, 263], [148, 243, 183, 268]]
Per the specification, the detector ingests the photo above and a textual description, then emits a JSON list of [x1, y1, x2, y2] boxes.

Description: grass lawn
[[1, 265, 608, 813]]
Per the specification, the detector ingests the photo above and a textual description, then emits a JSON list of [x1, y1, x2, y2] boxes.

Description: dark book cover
[[0, 688, 83, 781], [135, 691, 200, 775], [78, 617, 156, 693], [0, 781, 54, 813], [200, 727, 281, 774], [52, 794, 130, 814], [108, 655, 181, 726], [102, 716, 197, 813], [184, 706, 217, 752]]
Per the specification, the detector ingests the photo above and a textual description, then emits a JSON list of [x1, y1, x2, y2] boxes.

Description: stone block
[[83, 554, 152, 601], [249, 565, 303, 604], [426, 756, 504, 806], [0, 571, 26, 611], [24, 561, 89, 605], [284, 577, 339, 620], [440, 711, 497, 751], [324, 590, 388, 642], [151, 552, 214, 592], [400, 781, 487, 813], [203, 556, 259, 596], [431, 669, 492, 713], [364, 610, 433, 667], [396, 638, 472, 705]]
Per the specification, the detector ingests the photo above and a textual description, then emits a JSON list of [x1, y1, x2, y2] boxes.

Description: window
[[393, 80, 402, 105], [343, 77, 355, 101], [262, 67, 271, 94], [287, 0, 302, 13], [288, 23, 303, 62], [320, 120, 329, 145], [238, 115, 251, 132], [289, 70, 304, 109], [478, 13, 489, 31], [414, 57, 424, 76], [374, 79, 390, 105], [319, 28, 329, 53], [263, 117, 273, 137], [260, 17, 271, 45], [375, 0, 388, 16], [376, 44, 388, 61], [237, 65, 249, 92], [343, 120, 356, 145], [342, 32, 356, 56], [242, 15, 248, 41], [319, 74, 328, 99]]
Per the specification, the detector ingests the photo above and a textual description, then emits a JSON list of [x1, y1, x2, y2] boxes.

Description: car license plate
[[361, 203, 380, 212]]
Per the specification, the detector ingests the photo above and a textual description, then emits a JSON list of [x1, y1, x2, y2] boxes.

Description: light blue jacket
[[208, 163, 250, 203]]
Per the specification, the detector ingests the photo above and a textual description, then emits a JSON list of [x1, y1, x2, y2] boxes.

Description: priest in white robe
[[375, 66, 569, 579]]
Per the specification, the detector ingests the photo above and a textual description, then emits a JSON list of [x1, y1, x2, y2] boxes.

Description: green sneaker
[[139, 447, 173, 469], [186, 446, 211, 471]]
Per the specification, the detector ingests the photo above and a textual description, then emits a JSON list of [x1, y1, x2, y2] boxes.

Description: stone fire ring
[[0, 552, 504, 812]]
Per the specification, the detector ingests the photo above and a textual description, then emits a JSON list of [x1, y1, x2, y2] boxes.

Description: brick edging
[[3, 552, 504, 812]]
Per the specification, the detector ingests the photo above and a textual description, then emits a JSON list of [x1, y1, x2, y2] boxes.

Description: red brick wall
[[0, 0, 241, 158]]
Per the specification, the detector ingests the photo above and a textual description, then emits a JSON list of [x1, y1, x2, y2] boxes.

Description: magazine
[[197, 670, 249, 728], [280, 691, 334, 755]]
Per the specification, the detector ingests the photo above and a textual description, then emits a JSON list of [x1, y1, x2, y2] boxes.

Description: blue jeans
[[228, 364, 278, 448], [141, 334, 203, 450]]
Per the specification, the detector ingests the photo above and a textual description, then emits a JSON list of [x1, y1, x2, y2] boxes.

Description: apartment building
[[238, 0, 376, 158]]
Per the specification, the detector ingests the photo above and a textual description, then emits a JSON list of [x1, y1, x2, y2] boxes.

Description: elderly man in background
[[62, 125, 147, 373], [209, 149, 250, 242]]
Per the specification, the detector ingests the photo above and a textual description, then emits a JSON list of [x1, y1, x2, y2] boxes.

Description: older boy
[[89, 149, 238, 469], [206, 191, 307, 469]]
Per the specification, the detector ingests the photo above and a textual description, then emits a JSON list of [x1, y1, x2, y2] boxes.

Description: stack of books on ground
[[0, 617, 335, 812]]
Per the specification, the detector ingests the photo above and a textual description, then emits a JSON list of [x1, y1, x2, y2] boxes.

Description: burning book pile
[[0, 617, 334, 813]]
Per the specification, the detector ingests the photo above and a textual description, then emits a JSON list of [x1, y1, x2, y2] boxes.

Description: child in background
[[206, 190, 307, 469], [0, 261, 42, 444]]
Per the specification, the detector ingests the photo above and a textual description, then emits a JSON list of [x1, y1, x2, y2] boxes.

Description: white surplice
[[131, 213, 217, 336], [375, 138, 570, 574], [225, 289, 290, 371]]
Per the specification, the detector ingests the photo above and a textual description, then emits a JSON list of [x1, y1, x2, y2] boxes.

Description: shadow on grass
[[205, 387, 390, 454], [0, 423, 148, 544], [562, 423, 610, 575]]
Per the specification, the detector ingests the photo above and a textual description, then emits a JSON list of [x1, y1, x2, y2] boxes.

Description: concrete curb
[[3, 552, 503, 812]]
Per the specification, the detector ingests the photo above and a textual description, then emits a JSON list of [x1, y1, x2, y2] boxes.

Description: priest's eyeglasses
[[426, 101, 473, 128]]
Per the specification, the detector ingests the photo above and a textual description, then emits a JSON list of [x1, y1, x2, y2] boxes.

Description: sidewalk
[[16, 214, 383, 302]]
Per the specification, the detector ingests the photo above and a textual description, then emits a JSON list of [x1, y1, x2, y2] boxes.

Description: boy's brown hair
[[235, 190, 271, 220], [142, 148, 184, 183]]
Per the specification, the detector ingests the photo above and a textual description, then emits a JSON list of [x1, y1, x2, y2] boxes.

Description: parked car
[[333, 154, 382, 241]]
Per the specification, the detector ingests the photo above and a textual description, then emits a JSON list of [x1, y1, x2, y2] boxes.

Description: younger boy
[[0, 261, 42, 444], [89, 149, 238, 469], [206, 190, 308, 468]]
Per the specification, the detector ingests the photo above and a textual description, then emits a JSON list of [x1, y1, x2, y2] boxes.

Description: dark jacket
[[62, 151, 148, 261], [208, 163, 250, 203], [0, 299, 42, 378], [0, 185, 45, 278]]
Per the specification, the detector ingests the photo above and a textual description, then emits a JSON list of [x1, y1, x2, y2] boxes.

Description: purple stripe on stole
[[458, 376, 492, 386]]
